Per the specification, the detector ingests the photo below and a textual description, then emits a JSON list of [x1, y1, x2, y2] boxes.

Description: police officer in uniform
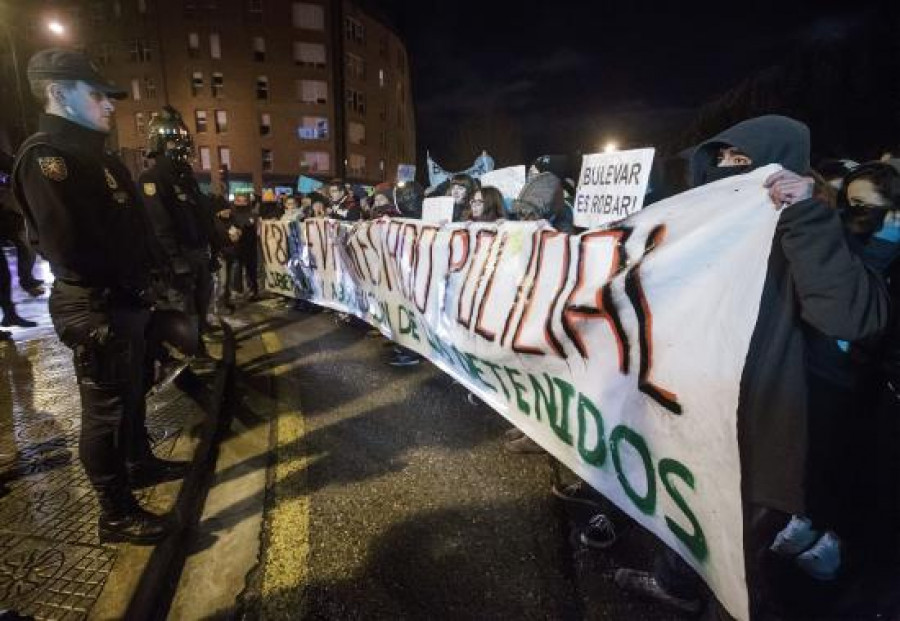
[[139, 106, 215, 357], [12, 49, 185, 544]]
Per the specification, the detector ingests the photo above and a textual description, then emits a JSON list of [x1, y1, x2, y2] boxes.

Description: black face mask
[[702, 164, 753, 185], [842, 205, 888, 238]]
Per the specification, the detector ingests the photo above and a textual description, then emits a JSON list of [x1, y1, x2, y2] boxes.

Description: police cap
[[27, 48, 127, 99]]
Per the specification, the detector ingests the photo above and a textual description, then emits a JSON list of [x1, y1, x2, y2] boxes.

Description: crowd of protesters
[[229, 114, 900, 619]]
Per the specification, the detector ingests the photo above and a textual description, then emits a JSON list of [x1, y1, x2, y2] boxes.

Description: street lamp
[[603, 141, 619, 153], [47, 20, 65, 37]]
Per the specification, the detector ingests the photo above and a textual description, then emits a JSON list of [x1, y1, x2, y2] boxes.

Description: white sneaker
[[770, 515, 820, 558], [795, 531, 842, 581]]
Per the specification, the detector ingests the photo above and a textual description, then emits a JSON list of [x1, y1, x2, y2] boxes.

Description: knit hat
[[512, 172, 563, 220]]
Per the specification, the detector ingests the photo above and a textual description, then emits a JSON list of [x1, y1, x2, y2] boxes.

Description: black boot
[[127, 454, 191, 489], [1, 308, 36, 328], [97, 486, 171, 544]]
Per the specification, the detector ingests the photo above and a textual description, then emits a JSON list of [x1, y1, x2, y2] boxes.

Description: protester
[[613, 115, 891, 617], [371, 183, 402, 218], [309, 192, 328, 218], [0, 152, 39, 329], [510, 172, 564, 223], [447, 173, 478, 221], [464, 186, 504, 222], [394, 181, 425, 219], [326, 179, 361, 221]]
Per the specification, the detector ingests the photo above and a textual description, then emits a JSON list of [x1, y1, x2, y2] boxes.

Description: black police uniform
[[139, 155, 214, 337]]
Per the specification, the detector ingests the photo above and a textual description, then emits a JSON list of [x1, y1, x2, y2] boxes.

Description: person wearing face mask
[[777, 162, 900, 584], [325, 179, 361, 222], [12, 49, 178, 545], [613, 116, 891, 617]]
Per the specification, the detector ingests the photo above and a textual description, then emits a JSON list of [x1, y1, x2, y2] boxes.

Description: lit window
[[218, 146, 231, 169], [191, 71, 204, 96], [348, 153, 366, 177], [298, 80, 327, 104], [134, 112, 146, 136], [262, 148, 273, 172], [260, 112, 271, 135], [378, 68, 384, 88], [293, 2, 324, 30], [253, 36, 265, 62], [188, 32, 199, 58], [210, 33, 221, 59], [131, 78, 141, 100], [215, 110, 228, 133], [256, 76, 269, 100], [293, 42, 326, 68], [195, 110, 207, 133], [199, 146, 211, 170], [301, 151, 330, 173], [212, 72, 224, 97], [298, 116, 328, 140], [348, 121, 365, 145]]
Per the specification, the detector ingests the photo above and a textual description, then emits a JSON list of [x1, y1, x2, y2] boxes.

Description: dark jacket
[[12, 114, 162, 292], [139, 155, 208, 276], [691, 115, 891, 514]]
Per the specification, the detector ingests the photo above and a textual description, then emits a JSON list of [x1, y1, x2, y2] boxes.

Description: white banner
[[261, 166, 787, 620], [574, 148, 655, 229]]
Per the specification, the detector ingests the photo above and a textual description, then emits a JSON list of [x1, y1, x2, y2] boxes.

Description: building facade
[[1, 0, 416, 192]]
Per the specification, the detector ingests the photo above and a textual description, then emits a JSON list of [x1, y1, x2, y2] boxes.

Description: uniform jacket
[[12, 114, 162, 292]]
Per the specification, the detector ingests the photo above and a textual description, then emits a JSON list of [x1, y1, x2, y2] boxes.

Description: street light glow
[[47, 20, 65, 36], [603, 141, 619, 153]]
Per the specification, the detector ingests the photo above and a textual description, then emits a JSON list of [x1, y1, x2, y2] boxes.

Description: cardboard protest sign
[[421, 196, 456, 224], [297, 175, 324, 195], [261, 166, 793, 620], [574, 148, 655, 229], [479, 165, 527, 200]]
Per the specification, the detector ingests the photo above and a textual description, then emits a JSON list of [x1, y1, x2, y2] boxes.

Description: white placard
[[422, 196, 456, 224], [479, 165, 527, 200], [574, 148, 655, 229]]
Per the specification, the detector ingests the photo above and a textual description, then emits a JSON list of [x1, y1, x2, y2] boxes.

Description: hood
[[689, 115, 810, 187]]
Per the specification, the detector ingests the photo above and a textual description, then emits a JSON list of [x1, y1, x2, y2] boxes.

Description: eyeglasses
[[470, 199, 484, 205]]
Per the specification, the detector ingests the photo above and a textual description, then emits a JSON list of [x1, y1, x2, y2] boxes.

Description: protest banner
[[261, 166, 790, 620], [479, 165, 527, 200], [421, 196, 455, 224], [397, 164, 417, 183], [427, 150, 495, 189], [574, 148, 655, 229]]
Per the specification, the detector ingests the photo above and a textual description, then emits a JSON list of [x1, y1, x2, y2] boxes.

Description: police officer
[[139, 106, 215, 356], [12, 49, 184, 544]]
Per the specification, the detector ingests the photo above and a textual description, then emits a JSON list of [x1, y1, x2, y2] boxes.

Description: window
[[129, 39, 153, 62], [247, 0, 262, 22], [293, 2, 324, 30], [260, 112, 271, 135], [135, 112, 146, 136], [262, 149, 273, 172], [379, 35, 388, 58], [113, 0, 122, 17], [210, 33, 221, 59], [378, 68, 385, 88], [298, 116, 328, 140], [378, 129, 386, 149], [218, 146, 231, 169], [212, 72, 224, 97], [144, 77, 156, 98], [346, 88, 365, 115], [348, 153, 366, 177], [346, 53, 365, 79], [301, 151, 329, 173], [191, 71, 204, 96], [188, 32, 199, 58], [379, 103, 387, 121], [199, 146, 211, 170], [138, 0, 147, 13], [298, 80, 327, 104], [348, 122, 365, 145], [345, 16, 364, 44], [294, 42, 325, 68], [253, 36, 266, 62], [131, 78, 141, 100], [256, 76, 269, 100], [215, 109, 228, 133], [195, 110, 207, 133]]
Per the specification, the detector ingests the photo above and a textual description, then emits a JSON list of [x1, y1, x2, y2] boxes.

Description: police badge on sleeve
[[38, 157, 67, 181]]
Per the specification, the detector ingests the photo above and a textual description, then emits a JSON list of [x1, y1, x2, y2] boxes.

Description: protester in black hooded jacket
[[614, 115, 891, 617]]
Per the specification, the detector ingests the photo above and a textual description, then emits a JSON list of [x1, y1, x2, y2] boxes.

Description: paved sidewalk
[[0, 335, 205, 619]]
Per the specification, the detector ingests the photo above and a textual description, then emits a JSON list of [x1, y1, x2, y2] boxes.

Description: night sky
[[383, 0, 885, 169]]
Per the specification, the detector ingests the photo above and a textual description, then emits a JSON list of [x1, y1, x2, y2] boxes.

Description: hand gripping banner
[[260, 166, 786, 620]]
